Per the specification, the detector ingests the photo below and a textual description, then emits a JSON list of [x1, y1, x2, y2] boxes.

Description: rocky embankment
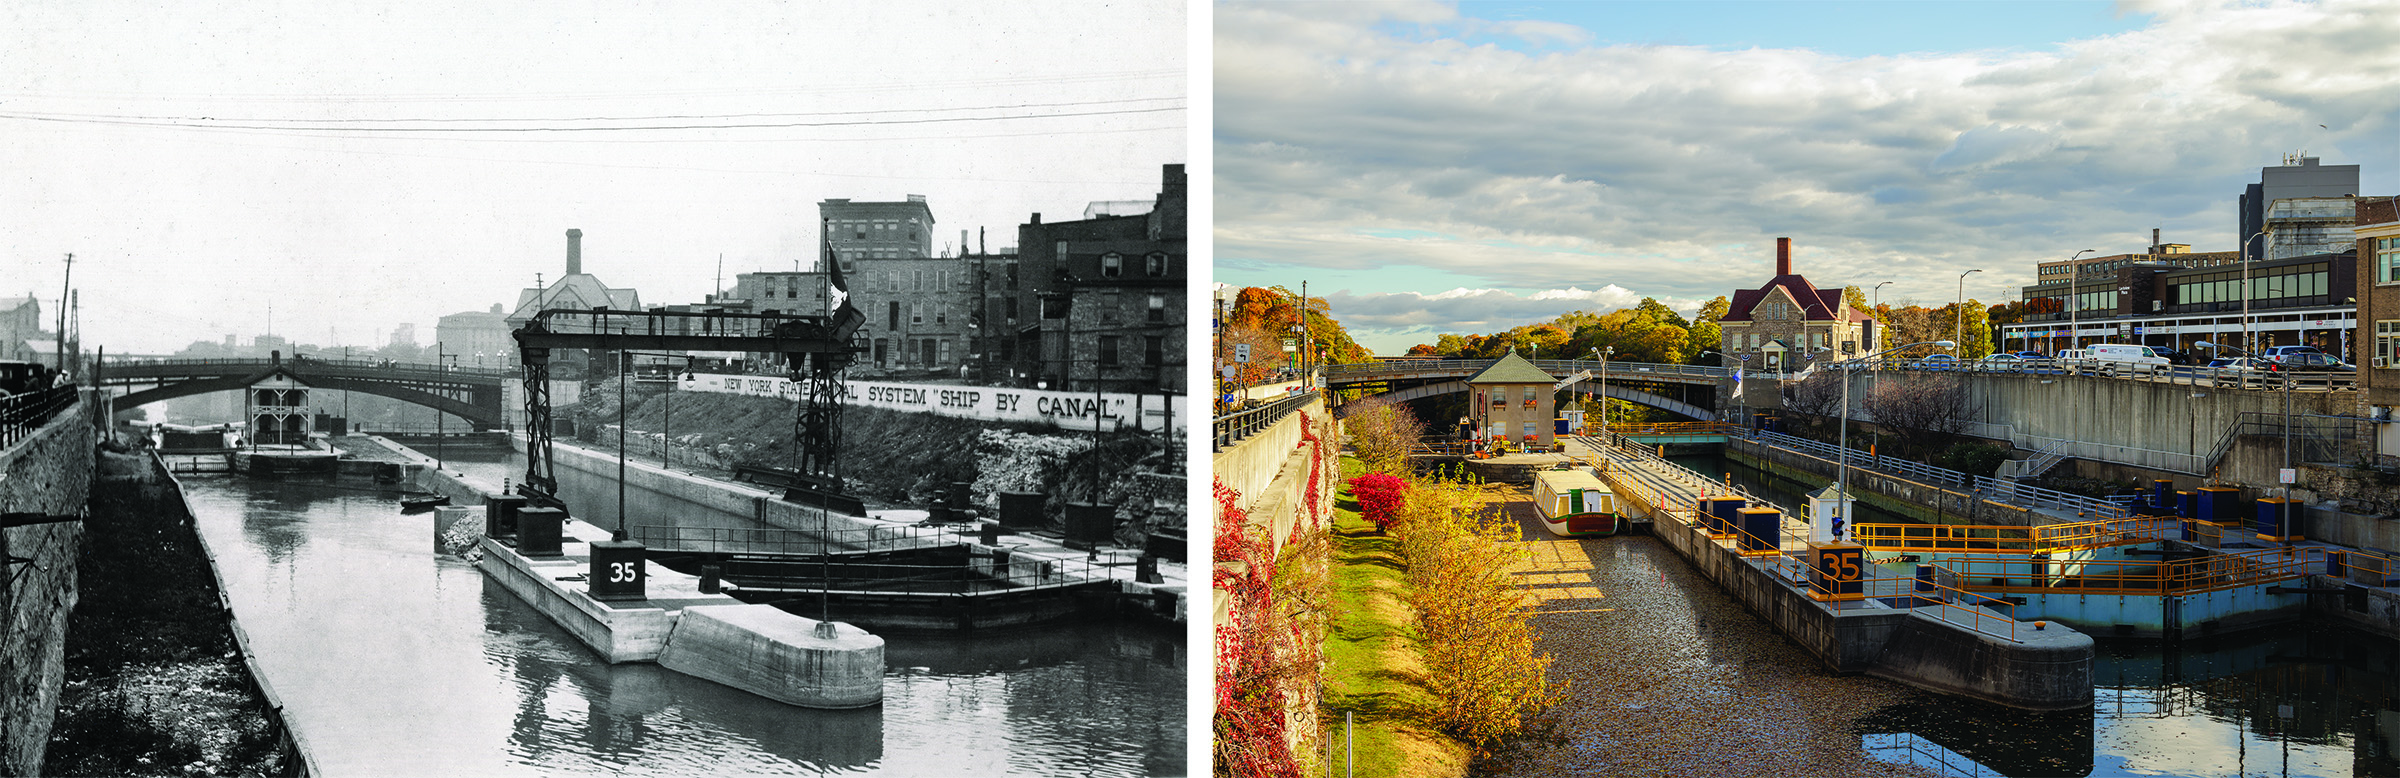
[[45, 447, 291, 777]]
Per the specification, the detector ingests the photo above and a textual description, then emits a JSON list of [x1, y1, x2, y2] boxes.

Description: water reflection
[[1673, 451, 2400, 777], [179, 471, 1183, 776]]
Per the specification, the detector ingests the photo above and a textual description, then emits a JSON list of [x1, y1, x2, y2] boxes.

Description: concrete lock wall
[[1642, 478, 2093, 710], [0, 394, 94, 777], [1211, 397, 1326, 533], [1839, 370, 2352, 469]]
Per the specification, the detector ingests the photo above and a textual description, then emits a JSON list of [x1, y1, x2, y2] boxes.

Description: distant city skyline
[[1214, 0, 2400, 354]]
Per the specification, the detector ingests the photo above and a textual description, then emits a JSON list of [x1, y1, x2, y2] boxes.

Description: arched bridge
[[99, 356, 514, 430], [1326, 358, 1740, 421]]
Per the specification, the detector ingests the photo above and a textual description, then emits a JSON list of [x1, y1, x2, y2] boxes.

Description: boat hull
[[1540, 511, 1623, 538]]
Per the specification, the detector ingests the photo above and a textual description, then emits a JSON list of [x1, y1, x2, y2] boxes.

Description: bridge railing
[[1213, 391, 1319, 452], [1, 385, 78, 449], [1941, 546, 2318, 597], [106, 356, 513, 378], [1851, 517, 2176, 555]]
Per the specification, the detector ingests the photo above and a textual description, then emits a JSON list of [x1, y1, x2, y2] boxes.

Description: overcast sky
[[2, 0, 1185, 355], [1214, 0, 2400, 354]]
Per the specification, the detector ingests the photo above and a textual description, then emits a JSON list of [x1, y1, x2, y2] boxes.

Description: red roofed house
[[1717, 237, 1876, 371]]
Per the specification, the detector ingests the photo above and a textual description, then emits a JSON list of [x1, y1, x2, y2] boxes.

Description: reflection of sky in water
[[1683, 453, 2400, 778], [180, 473, 1183, 776]]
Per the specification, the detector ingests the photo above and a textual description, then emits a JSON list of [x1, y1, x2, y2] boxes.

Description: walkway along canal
[[170, 444, 1183, 776]]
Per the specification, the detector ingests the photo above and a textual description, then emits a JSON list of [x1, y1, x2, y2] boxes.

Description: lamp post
[[1834, 340, 1955, 541], [436, 343, 452, 473], [1592, 346, 1613, 438], [2199, 340, 2294, 536], [1957, 269, 1982, 358], [1699, 349, 1742, 427], [2242, 230, 2275, 354], [2064, 249, 2096, 351]]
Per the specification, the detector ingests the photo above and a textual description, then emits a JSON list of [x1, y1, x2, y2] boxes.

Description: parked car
[[2262, 345, 2324, 361], [2151, 347, 2198, 366], [2008, 350, 2048, 360], [1975, 353, 2022, 372], [2210, 357, 2272, 372], [2276, 352, 2354, 372], [1917, 354, 1958, 371], [2085, 344, 2171, 375]]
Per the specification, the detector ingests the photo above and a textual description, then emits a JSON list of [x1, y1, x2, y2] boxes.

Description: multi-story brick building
[[2355, 196, 2400, 459], [1017, 164, 1186, 393], [1716, 237, 1876, 370], [1467, 351, 1557, 450]]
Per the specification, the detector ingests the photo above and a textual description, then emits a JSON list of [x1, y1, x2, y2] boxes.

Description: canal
[[179, 450, 1184, 777], [1505, 449, 2400, 778]]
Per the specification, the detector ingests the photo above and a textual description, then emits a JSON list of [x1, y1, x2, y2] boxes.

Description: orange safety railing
[[1825, 576, 2020, 643], [1938, 546, 2318, 597], [2329, 547, 2400, 587], [1850, 516, 2180, 555]]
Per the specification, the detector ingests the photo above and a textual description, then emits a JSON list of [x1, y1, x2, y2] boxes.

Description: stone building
[[1467, 351, 1557, 450], [1017, 163, 1187, 393], [435, 304, 514, 368], [1716, 237, 1876, 370]]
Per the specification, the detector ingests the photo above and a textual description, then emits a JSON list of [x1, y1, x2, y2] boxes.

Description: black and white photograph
[[2, 2, 1189, 776]]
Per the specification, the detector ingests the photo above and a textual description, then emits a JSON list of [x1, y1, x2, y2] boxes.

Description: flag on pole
[[822, 222, 865, 339], [1733, 367, 1744, 395]]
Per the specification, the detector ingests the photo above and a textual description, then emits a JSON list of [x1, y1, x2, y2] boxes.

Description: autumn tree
[[1342, 395, 1426, 474], [1688, 295, 1730, 364], [1395, 473, 1560, 750]]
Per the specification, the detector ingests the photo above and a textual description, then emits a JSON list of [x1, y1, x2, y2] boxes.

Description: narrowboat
[[1533, 468, 1628, 537]]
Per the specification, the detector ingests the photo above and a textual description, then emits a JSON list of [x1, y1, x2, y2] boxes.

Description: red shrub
[[1346, 473, 1409, 532]]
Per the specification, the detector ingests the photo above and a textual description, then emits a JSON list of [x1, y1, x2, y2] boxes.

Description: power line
[[0, 95, 1183, 125], [0, 105, 1184, 134], [0, 69, 1183, 105]]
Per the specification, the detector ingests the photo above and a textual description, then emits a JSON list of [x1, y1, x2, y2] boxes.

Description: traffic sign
[[1235, 344, 1250, 363]]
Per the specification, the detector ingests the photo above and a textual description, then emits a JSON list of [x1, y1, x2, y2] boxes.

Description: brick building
[[2355, 196, 2400, 459], [1716, 237, 1876, 370], [1017, 164, 1186, 393], [434, 304, 514, 368], [1467, 351, 1557, 450]]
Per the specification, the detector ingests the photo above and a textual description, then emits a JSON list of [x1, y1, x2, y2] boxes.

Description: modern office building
[[2241, 155, 2359, 263]]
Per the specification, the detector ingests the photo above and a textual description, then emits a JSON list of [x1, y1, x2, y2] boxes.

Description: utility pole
[[1300, 281, 1313, 392], [56, 253, 71, 372]]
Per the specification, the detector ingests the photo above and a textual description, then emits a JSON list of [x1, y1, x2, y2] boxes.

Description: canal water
[[1667, 450, 2400, 777], [179, 452, 1184, 777]]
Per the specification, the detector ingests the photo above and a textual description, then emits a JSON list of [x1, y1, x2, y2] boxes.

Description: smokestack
[[2151, 228, 2160, 254], [1775, 237, 1792, 276], [566, 228, 583, 275]]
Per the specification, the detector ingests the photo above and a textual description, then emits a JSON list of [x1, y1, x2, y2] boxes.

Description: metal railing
[[1593, 421, 1743, 437], [631, 522, 960, 557], [1213, 391, 1318, 451], [1, 385, 78, 449], [1941, 546, 2318, 597], [107, 355, 514, 377], [1827, 575, 2021, 643], [1971, 476, 2132, 519], [2328, 547, 2400, 587], [1850, 517, 2177, 555]]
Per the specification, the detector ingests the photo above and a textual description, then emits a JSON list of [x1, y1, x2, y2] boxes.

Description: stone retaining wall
[[0, 395, 92, 776]]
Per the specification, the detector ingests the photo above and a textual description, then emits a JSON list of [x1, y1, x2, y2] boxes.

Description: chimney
[[2150, 228, 2160, 254], [565, 228, 583, 275], [1775, 237, 1792, 276]]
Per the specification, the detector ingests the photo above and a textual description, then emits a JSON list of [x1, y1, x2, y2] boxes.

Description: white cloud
[[1215, 0, 2400, 343], [1323, 285, 1715, 353]]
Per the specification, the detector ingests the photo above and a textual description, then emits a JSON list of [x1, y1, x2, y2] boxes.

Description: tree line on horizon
[[1402, 285, 2043, 365]]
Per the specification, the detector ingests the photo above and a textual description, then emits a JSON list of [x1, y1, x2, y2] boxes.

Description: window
[[911, 302, 924, 325], [1522, 422, 1537, 438], [874, 338, 888, 367], [855, 224, 866, 239], [1145, 335, 1162, 366], [920, 339, 936, 365], [2381, 237, 2400, 284], [936, 305, 946, 326], [1148, 294, 1166, 323], [1145, 252, 1167, 276], [914, 270, 924, 291], [765, 289, 777, 299], [1099, 336, 1121, 366], [937, 340, 950, 363], [1006, 264, 1019, 290], [1101, 252, 1123, 278], [1101, 290, 1122, 325], [888, 301, 900, 331], [1006, 296, 1019, 321], [2379, 320, 2400, 367], [1055, 240, 1068, 262]]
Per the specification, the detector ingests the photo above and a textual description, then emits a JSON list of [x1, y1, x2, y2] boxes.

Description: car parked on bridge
[[1973, 353, 2022, 372], [2085, 344, 2170, 376], [1915, 354, 1958, 371], [2275, 352, 2354, 372]]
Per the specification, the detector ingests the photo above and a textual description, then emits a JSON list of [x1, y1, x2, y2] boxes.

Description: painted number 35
[[608, 561, 639, 583], [1818, 554, 1860, 581]]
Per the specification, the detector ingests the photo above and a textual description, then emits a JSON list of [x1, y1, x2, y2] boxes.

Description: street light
[[2242, 231, 2275, 354], [1592, 346, 1613, 437], [2065, 250, 2096, 352], [1833, 340, 1956, 541], [1957, 269, 1982, 357], [1872, 281, 1892, 310], [2199, 340, 2294, 538]]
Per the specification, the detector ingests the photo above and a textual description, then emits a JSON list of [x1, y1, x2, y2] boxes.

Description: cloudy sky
[[2, 0, 1184, 355], [1214, 0, 2400, 354]]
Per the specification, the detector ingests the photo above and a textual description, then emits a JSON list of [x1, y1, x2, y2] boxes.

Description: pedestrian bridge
[[99, 355, 512, 429], [1326, 358, 1749, 421]]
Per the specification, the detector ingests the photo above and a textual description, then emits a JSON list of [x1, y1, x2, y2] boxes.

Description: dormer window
[[1101, 253, 1124, 278]]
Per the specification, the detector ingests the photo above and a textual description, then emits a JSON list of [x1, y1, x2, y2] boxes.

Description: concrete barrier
[[476, 537, 677, 663], [656, 604, 884, 709]]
